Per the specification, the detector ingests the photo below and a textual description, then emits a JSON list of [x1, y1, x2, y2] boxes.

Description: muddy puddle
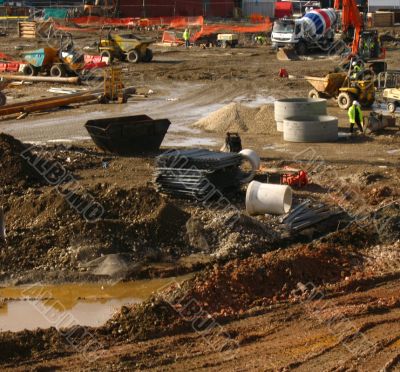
[[0, 276, 189, 332]]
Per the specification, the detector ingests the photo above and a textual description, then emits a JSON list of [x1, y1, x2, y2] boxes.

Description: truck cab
[[271, 19, 304, 52]]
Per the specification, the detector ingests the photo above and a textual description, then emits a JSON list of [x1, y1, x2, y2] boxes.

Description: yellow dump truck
[[98, 32, 155, 63], [305, 72, 375, 110]]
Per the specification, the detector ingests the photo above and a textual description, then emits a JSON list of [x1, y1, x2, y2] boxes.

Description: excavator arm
[[334, 0, 363, 55]]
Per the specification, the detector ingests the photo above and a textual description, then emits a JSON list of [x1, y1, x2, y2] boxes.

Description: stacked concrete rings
[[274, 98, 327, 132]]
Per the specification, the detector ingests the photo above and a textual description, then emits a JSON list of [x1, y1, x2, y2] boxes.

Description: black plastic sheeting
[[154, 149, 243, 197]]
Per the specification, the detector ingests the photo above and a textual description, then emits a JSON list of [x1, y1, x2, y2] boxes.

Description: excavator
[[334, 0, 382, 59]]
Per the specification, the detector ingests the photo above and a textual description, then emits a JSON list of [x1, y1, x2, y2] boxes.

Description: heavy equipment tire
[[142, 48, 153, 62], [126, 49, 140, 63], [50, 64, 66, 77], [0, 92, 6, 106], [295, 41, 307, 55], [23, 64, 38, 76], [337, 92, 353, 110], [308, 89, 320, 99], [387, 102, 397, 113], [100, 50, 113, 63]]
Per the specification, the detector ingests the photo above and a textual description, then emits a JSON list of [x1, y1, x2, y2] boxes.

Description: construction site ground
[[0, 31, 399, 370]]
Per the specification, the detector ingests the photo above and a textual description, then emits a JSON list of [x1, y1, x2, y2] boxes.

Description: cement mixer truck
[[271, 8, 338, 55]]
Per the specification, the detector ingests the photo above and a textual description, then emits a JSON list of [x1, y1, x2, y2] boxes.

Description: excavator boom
[[334, 0, 363, 55]]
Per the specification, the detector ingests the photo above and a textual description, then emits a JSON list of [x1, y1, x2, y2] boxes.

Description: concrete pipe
[[246, 181, 292, 216], [274, 98, 327, 132], [239, 149, 260, 184], [283, 115, 338, 143]]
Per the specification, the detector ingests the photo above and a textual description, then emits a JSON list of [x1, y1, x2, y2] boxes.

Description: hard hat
[[353, 100, 359, 106], [352, 61, 357, 66]]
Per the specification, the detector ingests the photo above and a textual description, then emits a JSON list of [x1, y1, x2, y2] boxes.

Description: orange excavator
[[334, 0, 382, 59]]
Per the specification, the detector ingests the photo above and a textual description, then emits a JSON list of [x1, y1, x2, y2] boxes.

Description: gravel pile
[[192, 102, 276, 134]]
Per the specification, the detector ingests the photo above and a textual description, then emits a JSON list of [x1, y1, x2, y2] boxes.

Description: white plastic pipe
[[239, 149, 260, 184], [246, 181, 292, 216]]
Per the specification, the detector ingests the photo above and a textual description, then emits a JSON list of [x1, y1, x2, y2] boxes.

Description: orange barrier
[[69, 16, 135, 27], [66, 15, 203, 29], [161, 30, 184, 46], [249, 13, 265, 24], [54, 23, 98, 32], [192, 18, 272, 41]]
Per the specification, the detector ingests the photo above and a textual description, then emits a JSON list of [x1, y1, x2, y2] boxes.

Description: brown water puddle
[[0, 276, 189, 332]]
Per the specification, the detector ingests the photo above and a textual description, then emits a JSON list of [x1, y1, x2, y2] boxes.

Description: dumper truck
[[271, 8, 338, 55]]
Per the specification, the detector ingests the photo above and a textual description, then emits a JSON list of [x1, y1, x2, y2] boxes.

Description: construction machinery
[[22, 34, 106, 77], [272, 8, 338, 55], [217, 34, 239, 48], [382, 88, 400, 113], [306, 71, 375, 109], [98, 30, 154, 63], [334, 0, 382, 59]]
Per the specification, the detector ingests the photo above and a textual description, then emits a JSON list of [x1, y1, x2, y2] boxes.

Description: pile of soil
[[0, 133, 42, 187], [0, 184, 282, 280], [192, 103, 276, 134], [0, 186, 192, 277], [104, 224, 368, 343], [186, 211, 280, 259]]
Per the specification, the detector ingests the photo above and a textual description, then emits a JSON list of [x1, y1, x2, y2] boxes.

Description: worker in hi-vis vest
[[183, 28, 190, 48], [348, 100, 364, 134]]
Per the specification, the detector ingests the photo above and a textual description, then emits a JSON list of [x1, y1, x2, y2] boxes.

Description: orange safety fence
[[249, 13, 265, 24], [65, 15, 204, 29], [161, 30, 184, 46], [192, 18, 272, 41], [53, 23, 99, 32], [69, 16, 135, 27]]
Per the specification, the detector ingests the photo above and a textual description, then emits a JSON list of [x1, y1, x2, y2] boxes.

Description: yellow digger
[[305, 71, 375, 110]]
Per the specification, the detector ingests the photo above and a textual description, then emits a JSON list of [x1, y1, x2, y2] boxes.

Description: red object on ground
[[83, 62, 108, 70], [282, 170, 309, 187], [0, 63, 20, 72], [279, 68, 289, 78], [275, 1, 293, 18], [84, 55, 106, 64]]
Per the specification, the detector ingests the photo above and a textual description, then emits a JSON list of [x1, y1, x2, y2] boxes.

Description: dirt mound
[[0, 133, 41, 187], [186, 241, 362, 315], [192, 102, 276, 134], [0, 186, 193, 276], [186, 211, 280, 258], [104, 225, 366, 342]]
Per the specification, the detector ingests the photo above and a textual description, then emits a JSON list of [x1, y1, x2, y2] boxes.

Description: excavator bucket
[[276, 47, 299, 61]]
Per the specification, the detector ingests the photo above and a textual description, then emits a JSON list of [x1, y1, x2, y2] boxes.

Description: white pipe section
[[246, 181, 293, 216], [239, 149, 260, 184]]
